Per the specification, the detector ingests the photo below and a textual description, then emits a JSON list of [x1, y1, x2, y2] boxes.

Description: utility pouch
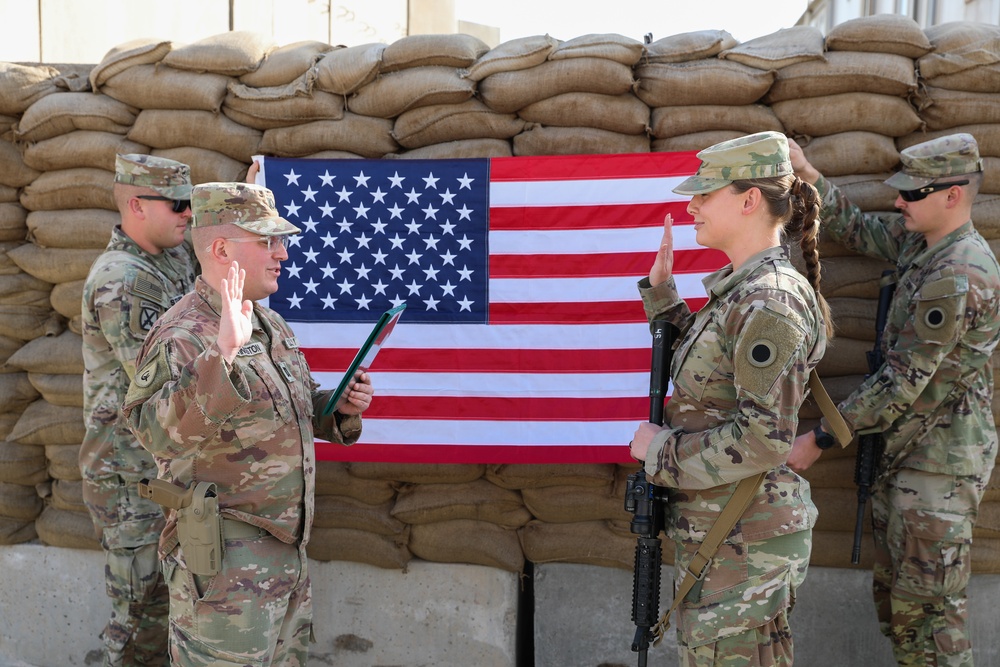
[[138, 478, 223, 576]]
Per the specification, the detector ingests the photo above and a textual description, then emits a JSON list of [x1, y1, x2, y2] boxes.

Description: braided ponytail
[[791, 177, 834, 339]]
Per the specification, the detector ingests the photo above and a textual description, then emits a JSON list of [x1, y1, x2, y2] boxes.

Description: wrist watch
[[813, 424, 837, 450]]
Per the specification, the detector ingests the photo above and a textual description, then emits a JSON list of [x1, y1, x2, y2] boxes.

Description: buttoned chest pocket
[[229, 357, 294, 446], [672, 314, 729, 403], [912, 276, 968, 345], [277, 347, 315, 422]]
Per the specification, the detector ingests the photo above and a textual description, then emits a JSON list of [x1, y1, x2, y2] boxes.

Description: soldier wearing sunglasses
[[786, 134, 1000, 667], [80, 154, 198, 667]]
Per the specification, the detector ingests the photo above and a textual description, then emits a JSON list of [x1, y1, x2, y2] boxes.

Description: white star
[[287, 293, 303, 308], [423, 235, 439, 250], [319, 201, 335, 217], [423, 266, 439, 281], [439, 189, 456, 205], [371, 249, 388, 264], [405, 188, 421, 204], [320, 263, 336, 279], [422, 204, 438, 220], [371, 280, 388, 295], [353, 202, 370, 218], [337, 248, 354, 263], [301, 186, 317, 202], [457, 173, 474, 189], [303, 247, 319, 263], [389, 234, 405, 250], [371, 219, 388, 234], [388, 264, 405, 280], [457, 296, 474, 311], [321, 293, 337, 309], [319, 171, 336, 186], [389, 295, 407, 308], [405, 220, 422, 235], [440, 281, 456, 296], [356, 233, 372, 248], [301, 217, 319, 234], [388, 172, 405, 188], [353, 171, 370, 188], [286, 235, 303, 248], [285, 170, 300, 185], [354, 264, 371, 280], [406, 280, 423, 295], [303, 278, 319, 294], [387, 204, 405, 219], [284, 201, 301, 217], [321, 232, 336, 248], [440, 250, 456, 266], [423, 295, 440, 310], [457, 265, 474, 281], [406, 249, 423, 265], [456, 205, 473, 221], [336, 187, 353, 202], [423, 173, 439, 189], [337, 278, 354, 294], [356, 294, 372, 310], [285, 263, 302, 278], [370, 187, 387, 204], [457, 235, 474, 251], [336, 217, 352, 233], [440, 220, 456, 235]]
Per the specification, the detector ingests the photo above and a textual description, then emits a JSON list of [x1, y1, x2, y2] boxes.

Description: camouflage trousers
[[162, 533, 313, 667], [674, 530, 812, 667], [102, 543, 169, 666], [871, 468, 983, 667]]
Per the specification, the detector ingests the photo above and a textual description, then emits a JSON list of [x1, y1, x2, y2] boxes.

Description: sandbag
[[0, 62, 61, 115], [162, 30, 276, 76], [257, 115, 396, 158], [919, 22, 1000, 79], [518, 519, 635, 570], [315, 460, 397, 503], [14, 92, 137, 143], [239, 40, 334, 87], [0, 140, 42, 188], [7, 243, 101, 283], [826, 297, 879, 341], [816, 335, 872, 377], [314, 43, 386, 95], [719, 26, 826, 70], [34, 505, 100, 550], [392, 99, 524, 149], [391, 479, 531, 528], [827, 173, 900, 212], [312, 495, 406, 535], [89, 38, 173, 90], [0, 306, 62, 341], [814, 255, 893, 301], [307, 526, 411, 569], [20, 168, 116, 212], [765, 51, 918, 103], [347, 462, 485, 484], [824, 14, 933, 58], [974, 195, 1000, 240], [521, 484, 623, 523], [50, 479, 87, 513], [513, 126, 649, 156], [0, 272, 51, 308], [0, 440, 48, 485], [797, 132, 901, 177], [478, 57, 635, 114], [919, 88, 1000, 131], [26, 208, 118, 249], [0, 202, 28, 241], [409, 519, 525, 572], [0, 334, 21, 369], [102, 64, 232, 112], [0, 373, 39, 415], [222, 86, 345, 130], [649, 104, 783, 140], [151, 147, 248, 185], [652, 131, 747, 153], [643, 30, 738, 64], [461, 34, 558, 82], [485, 463, 614, 489], [518, 92, 648, 135], [774, 93, 923, 138], [347, 66, 476, 119], [27, 372, 82, 408], [388, 138, 513, 160], [0, 185, 18, 203], [0, 481, 43, 520], [547, 33, 645, 66], [636, 60, 775, 107], [799, 375, 867, 421], [45, 443, 81, 480], [6, 329, 84, 375], [128, 109, 263, 162], [21, 130, 148, 172], [7, 399, 85, 446], [380, 33, 489, 73]]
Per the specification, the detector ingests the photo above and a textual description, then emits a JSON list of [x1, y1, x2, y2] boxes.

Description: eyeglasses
[[220, 236, 289, 253], [898, 180, 969, 203], [136, 195, 191, 214]]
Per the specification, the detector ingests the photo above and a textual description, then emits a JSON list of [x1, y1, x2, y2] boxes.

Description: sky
[[455, 0, 811, 44]]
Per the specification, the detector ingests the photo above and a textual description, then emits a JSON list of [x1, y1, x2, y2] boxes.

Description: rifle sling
[[808, 372, 853, 447]]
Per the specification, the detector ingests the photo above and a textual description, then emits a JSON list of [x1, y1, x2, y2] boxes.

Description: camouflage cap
[[673, 131, 793, 196], [884, 132, 983, 190], [114, 153, 192, 199], [191, 182, 301, 235]]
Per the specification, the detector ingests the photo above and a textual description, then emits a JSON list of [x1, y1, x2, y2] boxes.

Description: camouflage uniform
[[121, 182, 362, 667], [81, 154, 196, 667], [639, 132, 825, 666], [814, 133, 1000, 667]]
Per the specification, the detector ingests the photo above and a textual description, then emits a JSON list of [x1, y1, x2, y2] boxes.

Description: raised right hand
[[649, 213, 674, 287], [217, 261, 253, 363]]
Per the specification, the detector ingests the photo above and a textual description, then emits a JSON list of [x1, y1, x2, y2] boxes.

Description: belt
[[222, 516, 267, 540]]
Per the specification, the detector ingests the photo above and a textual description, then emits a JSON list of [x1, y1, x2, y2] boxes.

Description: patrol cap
[[884, 132, 983, 190], [191, 182, 301, 236], [673, 131, 794, 196], [114, 154, 192, 199]]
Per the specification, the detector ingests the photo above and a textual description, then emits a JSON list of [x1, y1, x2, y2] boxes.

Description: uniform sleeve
[[815, 175, 908, 264], [637, 276, 696, 335], [311, 389, 362, 446], [88, 267, 148, 381]]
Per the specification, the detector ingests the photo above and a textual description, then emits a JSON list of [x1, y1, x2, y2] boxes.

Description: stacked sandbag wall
[[0, 18, 998, 575]]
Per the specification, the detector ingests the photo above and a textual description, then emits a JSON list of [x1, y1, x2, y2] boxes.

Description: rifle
[[624, 319, 678, 667], [852, 269, 895, 564]]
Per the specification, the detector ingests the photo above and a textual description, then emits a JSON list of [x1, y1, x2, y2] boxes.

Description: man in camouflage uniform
[[81, 154, 197, 666], [788, 133, 1000, 667], [121, 182, 373, 667]]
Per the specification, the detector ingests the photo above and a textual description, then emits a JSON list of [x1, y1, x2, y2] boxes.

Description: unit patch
[[735, 307, 805, 404]]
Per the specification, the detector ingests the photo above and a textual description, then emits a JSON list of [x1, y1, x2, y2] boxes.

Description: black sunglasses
[[898, 180, 969, 203], [136, 195, 191, 213]]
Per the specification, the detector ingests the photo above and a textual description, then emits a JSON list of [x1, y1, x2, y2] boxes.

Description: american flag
[[257, 153, 721, 463]]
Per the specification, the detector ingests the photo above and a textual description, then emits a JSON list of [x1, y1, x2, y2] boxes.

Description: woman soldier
[[630, 131, 833, 666]]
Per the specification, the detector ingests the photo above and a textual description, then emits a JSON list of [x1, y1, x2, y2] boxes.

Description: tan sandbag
[[983, 157, 1000, 195], [522, 483, 624, 523], [0, 441, 48, 486], [347, 66, 475, 119], [0, 373, 39, 414], [0, 184, 18, 203], [765, 52, 918, 103], [513, 126, 649, 156], [315, 460, 397, 503], [409, 519, 524, 572], [35, 505, 100, 549], [227, 71, 316, 101], [797, 132, 901, 177], [380, 33, 490, 73], [897, 125, 1000, 157], [827, 173, 900, 212], [0, 306, 62, 341], [920, 88, 1000, 131], [810, 529, 875, 569], [312, 495, 406, 535], [388, 138, 513, 159], [816, 335, 872, 377], [826, 297, 878, 341], [45, 443, 81, 480], [27, 372, 82, 408], [774, 93, 923, 138], [825, 14, 933, 58], [0, 413, 17, 440], [151, 147, 248, 185], [518, 92, 649, 136], [0, 202, 28, 241], [20, 168, 116, 212], [239, 40, 334, 87], [7, 243, 100, 283], [307, 525, 411, 569], [974, 500, 1000, 535], [222, 86, 344, 130], [548, 33, 645, 66], [162, 30, 275, 75], [0, 240, 19, 274], [314, 43, 386, 95], [719, 26, 826, 70], [636, 60, 775, 107], [6, 329, 84, 375], [919, 22, 1000, 79], [50, 479, 86, 512], [26, 208, 118, 249], [0, 514, 37, 545], [0, 62, 61, 115], [0, 333, 21, 368], [649, 104, 783, 140], [347, 462, 485, 484], [0, 481, 43, 520], [799, 374, 867, 421], [0, 141, 42, 189], [643, 30, 738, 64], [391, 479, 531, 528], [518, 519, 634, 570], [974, 195, 1000, 240], [302, 150, 364, 160], [127, 109, 262, 162], [391, 99, 524, 149], [0, 272, 51, 308], [918, 63, 1000, 94], [486, 463, 614, 490], [89, 38, 173, 90], [14, 92, 137, 144], [478, 57, 635, 114], [652, 131, 747, 153], [8, 399, 84, 446], [257, 115, 396, 158], [22, 130, 148, 172], [461, 34, 558, 82], [102, 64, 233, 112], [814, 254, 893, 301]]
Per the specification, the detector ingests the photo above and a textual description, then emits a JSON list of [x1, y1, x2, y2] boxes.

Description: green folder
[[321, 303, 406, 417]]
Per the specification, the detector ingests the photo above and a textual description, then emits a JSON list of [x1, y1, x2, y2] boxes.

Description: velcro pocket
[[897, 508, 972, 598], [734, 305, 805, 408], [912, 275, 967, 344]]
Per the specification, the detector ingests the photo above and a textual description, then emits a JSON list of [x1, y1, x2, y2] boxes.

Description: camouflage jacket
[[121, 276, 361, 550], [816, 176, 1000, 477], [80, 226, 197, 494], [638, 246, 825, 545]]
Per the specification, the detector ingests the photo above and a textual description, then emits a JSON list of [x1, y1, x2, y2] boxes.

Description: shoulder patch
[[735, 307, 805, 405], [132, 270, 166, 304], [913, 276, 967, 343], [126, 343, 172, 405], [129, 298, 162, 335]]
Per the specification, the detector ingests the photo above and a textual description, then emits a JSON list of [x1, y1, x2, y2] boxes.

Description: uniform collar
[[910, 219, 974, 269], [194, 275, 268, 334], [704, 246, 788, 298]]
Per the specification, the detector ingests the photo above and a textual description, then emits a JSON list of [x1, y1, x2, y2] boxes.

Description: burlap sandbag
[[652, 130, 746, 153], [548, 33, 645, 66], [380, 33, 490, 73], [0, 62, 61, 115], [518, 519, 635, 570], [89, 37, 173, 90], [919, 22, 1000, 80], [813, 254, 893, 300], [388, 138, 513, 159], [45, 443, 81, 480], [0, 241, 20, 274], [239, 40, 334, 88], [0, 514, 38, 545], [974, 500, 1000, 537], [513, 126, 649, 156], [478, 57, 635, 114], [257, 115, 396, 158], [922, 63, 1000, 94], [920, 88, 1000, 131], [20, 168, 116, 212], [22, 130, 148, 172], [0, 441, 47, 485], [0, 413, 17, 440], [827, 173, 900, 211], [314, 43, 386, 95], [6, 329, 84, 375], [816, 335, 872, 377], [636, 60, 775, 107], [0, 373, 39, 415], [797, 132, 900, 177], [800, 454, 858, 491], [0, 202, 28, 241], [0, 272, 51, 308], [0, 334, 21, 368], [486, 463, 614, 490], [35, 505, 100, 550], [307, 526, 411, 569], [347, 462, 485, 484], [0, 140, 42, 188], [774, 93, 923, 138], [0, 184, 18, 203], [7, 399, 84, 446], [826, 297, 878, 341], [348, 66, 475, 119], [391, 479, 531, 528], [719, 26, 826, 70], [518, 92, 648, 136], [974, 195, 1000, 240], [151, 147, 248, 185], [312, 495, 406, 535], [50, 479, 87, 513], [643, 30, 738, 64], [26, 208, 118, 249], [46, 277, 83, 315], [765, 52, 918, 103], [897, 125, 1000, 157], [7, 243, 100, 283], [14, 92, 137, 144], [102, 64, 233, 112], [315, 460, 397, 503], [461, 34, 558, 82], [302, 150, 364, 159], [409, 519, 525, 572], [222, 86, 344, 130], [162, 30, 275, 76], [810, 530, 875, 569], [0, 306, 62, 341], [649, 104, 783, 140], [799, 374, 866, 421], [0, 481, 43, 520], [981, 157, 1000, 196], [824, 14, 932, 58], [391, 99, 524, 149], [521, 483, 623, 523], [128, 109, 263, 162], [27, 373, 82, 408]]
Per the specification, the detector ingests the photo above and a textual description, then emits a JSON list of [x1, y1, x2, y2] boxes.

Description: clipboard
[[321, 303, 406, 417]]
